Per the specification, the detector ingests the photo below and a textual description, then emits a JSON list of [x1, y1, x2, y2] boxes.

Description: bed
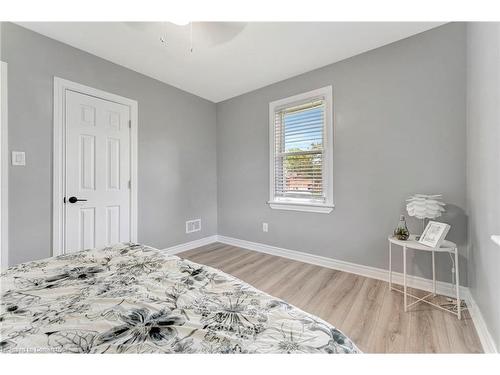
[[0, 243, 359, 354]]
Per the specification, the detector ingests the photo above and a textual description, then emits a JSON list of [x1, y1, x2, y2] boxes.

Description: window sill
[[268, 201, 334, 213]]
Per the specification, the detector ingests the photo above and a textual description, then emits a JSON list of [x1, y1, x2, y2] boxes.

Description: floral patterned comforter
[[0, 243, 359, 353]]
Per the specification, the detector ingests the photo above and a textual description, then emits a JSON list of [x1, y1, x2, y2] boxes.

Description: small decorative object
[[394, 215, 410, 240], [418, 221, 451, 248], [406, 194, 445, 239]]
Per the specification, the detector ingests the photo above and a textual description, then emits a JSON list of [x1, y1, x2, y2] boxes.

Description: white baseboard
[[160, 234, 497, 353], [217, 235, 466, 298], [465, 291, 498, 353], [161, 235, 218, 255]]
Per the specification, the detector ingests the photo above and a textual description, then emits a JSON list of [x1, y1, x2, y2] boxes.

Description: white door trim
[[0, 61, 8, 270], [53, 77, 138, 256]]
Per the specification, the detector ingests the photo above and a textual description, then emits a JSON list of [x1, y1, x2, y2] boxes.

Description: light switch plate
[[12, 151, 26, 166]]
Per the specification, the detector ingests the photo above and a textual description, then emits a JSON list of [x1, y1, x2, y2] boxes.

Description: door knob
[[67, 196, 88, 204]]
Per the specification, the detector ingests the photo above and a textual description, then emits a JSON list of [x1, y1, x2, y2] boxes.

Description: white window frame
[[268, 86, 334, 214]]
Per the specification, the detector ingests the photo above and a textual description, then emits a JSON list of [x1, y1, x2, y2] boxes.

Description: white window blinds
[[273, 98, 326, 203]]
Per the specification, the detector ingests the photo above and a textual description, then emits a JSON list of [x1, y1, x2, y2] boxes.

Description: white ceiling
[[18, 22, 444, 102]]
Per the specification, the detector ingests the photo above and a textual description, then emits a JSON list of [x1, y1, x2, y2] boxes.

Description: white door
[[65, 90, 131, 252]]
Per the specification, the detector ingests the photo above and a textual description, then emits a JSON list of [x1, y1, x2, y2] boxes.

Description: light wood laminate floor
[[179, 242, 482, 353]]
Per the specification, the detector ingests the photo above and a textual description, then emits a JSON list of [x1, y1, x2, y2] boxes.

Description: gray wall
[[466, 23, 500, 350], [216, 23, 467, 283], [1, 23, 218, 265], [0, 23, 3, 59]]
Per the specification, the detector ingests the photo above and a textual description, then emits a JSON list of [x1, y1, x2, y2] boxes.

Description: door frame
[[53, 77, 138, 256], [0, 61, 8, 270]]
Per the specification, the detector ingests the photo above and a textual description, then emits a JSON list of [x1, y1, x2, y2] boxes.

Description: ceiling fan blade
[[193, 22, 247, 46]]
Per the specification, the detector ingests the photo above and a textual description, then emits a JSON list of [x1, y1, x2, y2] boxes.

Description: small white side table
[[388, 234, 461, 319]]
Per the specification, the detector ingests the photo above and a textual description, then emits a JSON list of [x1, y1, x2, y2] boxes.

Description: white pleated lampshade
[[406, 194, 445, 220]]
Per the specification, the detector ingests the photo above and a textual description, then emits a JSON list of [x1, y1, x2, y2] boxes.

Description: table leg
[[432, 250, 436, 296], [389, 242, 392, 290], [455, 248, 461, 320], [403, 245, 407, 312]]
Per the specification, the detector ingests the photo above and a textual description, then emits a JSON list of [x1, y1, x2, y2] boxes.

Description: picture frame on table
[[418, 221, 451, 248]]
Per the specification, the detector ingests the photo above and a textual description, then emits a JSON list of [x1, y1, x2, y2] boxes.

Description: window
[[269, 86, 333, 213]]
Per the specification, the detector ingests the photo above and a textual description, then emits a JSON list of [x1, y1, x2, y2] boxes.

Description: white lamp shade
[[406, 194, 445, 220]]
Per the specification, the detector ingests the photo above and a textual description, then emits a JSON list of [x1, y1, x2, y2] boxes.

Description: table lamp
[[406, 194, 445, 239]]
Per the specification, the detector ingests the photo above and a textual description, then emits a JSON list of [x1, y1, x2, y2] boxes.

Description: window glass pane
[[283, 105, 324, 153], [281, 152, 323, 198], [274, 100, 325, 201]]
